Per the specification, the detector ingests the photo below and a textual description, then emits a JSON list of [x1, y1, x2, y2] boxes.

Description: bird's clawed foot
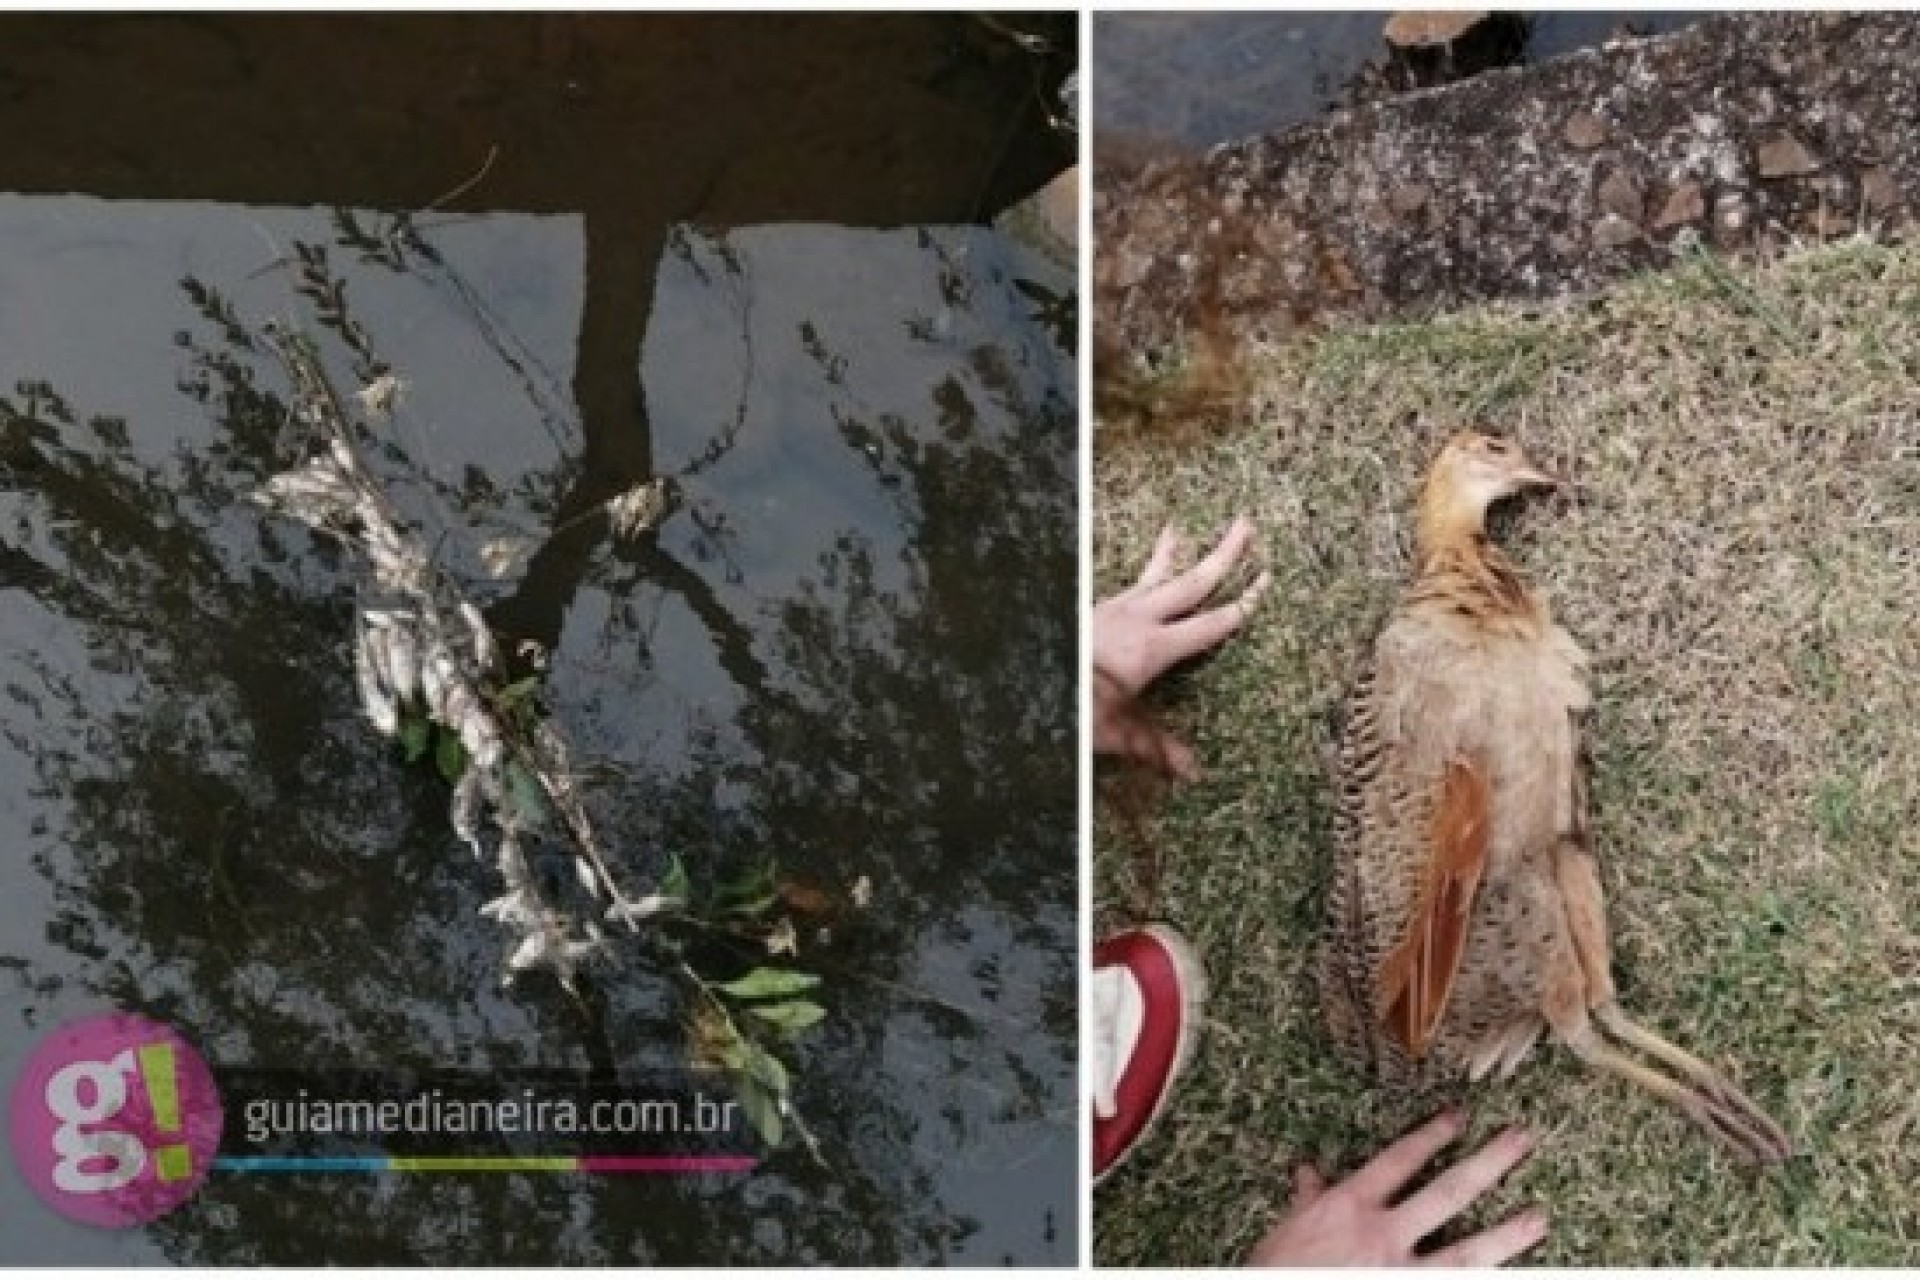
[[1675, 1071, 1794, 1168], [1591, 1002, 1792, 1167], [1566, 1003, 1793, 1168]]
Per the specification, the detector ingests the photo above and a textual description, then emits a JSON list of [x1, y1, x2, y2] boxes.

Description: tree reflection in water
[[0, 219, 1073, 1264]]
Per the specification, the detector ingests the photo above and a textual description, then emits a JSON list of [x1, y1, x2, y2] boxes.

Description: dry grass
[[1092, 238, 1920, 1266]]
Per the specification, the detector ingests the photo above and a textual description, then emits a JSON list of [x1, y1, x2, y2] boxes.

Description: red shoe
[[1091, 924, 1206, 1184]]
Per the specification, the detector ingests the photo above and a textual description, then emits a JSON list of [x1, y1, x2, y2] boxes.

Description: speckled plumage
[[1321, 528, 1590, 1086], [1319, 432, 1790, 1165]]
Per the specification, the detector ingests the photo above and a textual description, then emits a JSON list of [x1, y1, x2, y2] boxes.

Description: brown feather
[[1376, 757, 1491, 1058]]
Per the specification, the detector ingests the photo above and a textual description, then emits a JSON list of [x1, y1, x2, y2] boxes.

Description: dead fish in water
[[455, 699, 504, 770], [605, 892, 673, 931], [573, 854, 602, 898], [374, 548, 432, 595], [258, 458, 354, 508], [606, 478, 672, 539], [329, 436, 358, 474], [359, 616, 399, 696], [353, 629, 399, 737], [253, 459, 360, 530], [503, 910, 605, 992], [459, 602, 499, 671], [470, 734, 505, 775], [480, 889, 536, 928], [363, 521, 406, 569], [479, 536, 531, 580], [354, 373, 404, 422], [493, 826, 531, 890], [442, 680, 480, 739], [385, 624, 421, 705], [449, 767, 485, 858], [421, 647, 460, 722]]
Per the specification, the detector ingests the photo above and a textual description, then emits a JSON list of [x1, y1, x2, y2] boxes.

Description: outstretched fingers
[[1156, 567, 1272, 667], [1396, 1126, 1535, 1244], [1245, 1115, 1549, 1267], [1344, 1108, 1468, 1203], [1138, 516, 1258, 620], [1131, 524, 1188, 593], [1422, 1207, 1550, 1267]]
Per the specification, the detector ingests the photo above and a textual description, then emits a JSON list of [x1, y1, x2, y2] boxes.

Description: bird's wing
[[1320, 655, 1387, 1071], [1374, 754, 1491, 1060]]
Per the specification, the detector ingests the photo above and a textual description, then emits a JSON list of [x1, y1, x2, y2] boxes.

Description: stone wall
[[1095, 12, 1919, 364]]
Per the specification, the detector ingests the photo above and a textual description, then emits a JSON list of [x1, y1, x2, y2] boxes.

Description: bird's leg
[[1548, 842, 1792, 1165], [1591, 1002, 1730, 1090], [1558, 1016, 1790, 1166], [1591, 1002, 1792, 1165]]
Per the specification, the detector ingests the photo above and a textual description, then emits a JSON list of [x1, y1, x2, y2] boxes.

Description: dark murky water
[[1095, 10, 1705, 150], [0, 13, 1077, 1265]]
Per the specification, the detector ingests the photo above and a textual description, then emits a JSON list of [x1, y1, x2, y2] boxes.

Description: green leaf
[[740, 1041, 790, 1097], [717, 967, 820, 1001], [720, 891, 778, 918], [433, 727, 468, 783], [502, 760, 551, 828], [733, 1073, 783, 1147], [399, 714, 431, 763], [659, 854, 690, 905], [714, 860, 778, 916], [746, 1000, 826, 1034], [711, 1018, 749, 1072], [496, 674, 542, 710]]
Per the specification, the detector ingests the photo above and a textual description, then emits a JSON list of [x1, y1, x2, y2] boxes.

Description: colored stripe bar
[[216, 1156, 391, 1173], [579, 1156, 758, 1174], [390, 1157, 579, 1173], [215, 1154, 757, 1174]]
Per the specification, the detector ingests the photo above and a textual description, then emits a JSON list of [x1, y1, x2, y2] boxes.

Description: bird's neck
[[1413, 496, 1536, 620], [1415, 487, 1491, 568]]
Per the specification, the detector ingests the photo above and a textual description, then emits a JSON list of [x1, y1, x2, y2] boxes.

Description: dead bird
[[1319, 431, 1791, 1166]]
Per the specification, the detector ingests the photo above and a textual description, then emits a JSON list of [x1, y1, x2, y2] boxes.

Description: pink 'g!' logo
[[7, 1011, 222, 1227]]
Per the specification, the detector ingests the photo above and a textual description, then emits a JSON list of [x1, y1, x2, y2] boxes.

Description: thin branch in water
[[423, 144, 501, 216]]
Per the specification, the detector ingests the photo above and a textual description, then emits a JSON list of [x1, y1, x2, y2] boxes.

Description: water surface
[[1095, 10, 1705, 149], [0, 13, 1077, 1266]]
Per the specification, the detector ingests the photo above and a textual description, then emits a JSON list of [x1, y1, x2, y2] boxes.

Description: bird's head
[[1430, 431, 1560, 505], [1417, 431, 1561, 557]]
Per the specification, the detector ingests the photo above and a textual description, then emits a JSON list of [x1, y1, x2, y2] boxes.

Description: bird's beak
[[1512, 461, 1562, 491]]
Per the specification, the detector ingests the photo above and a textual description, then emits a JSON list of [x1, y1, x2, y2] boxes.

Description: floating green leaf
[[718, 967, 820, 1001], [433, 727, 467, 783], [659, 853, 690, 905], [496, 674, 541, 713], [399, 714, 431, 763], [747, 1000, 826, 1034], [721, 891, 778, 918], [714, 859, 778, 917], [740, 1040, 790, 1097], [703, 1013, 790, 1145], [734, 1073, 783, 1147], [501, 759, 551, 828]]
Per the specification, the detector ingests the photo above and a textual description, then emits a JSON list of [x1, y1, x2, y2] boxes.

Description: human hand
[[1245, 1110, 1548, 1267], [1092, 516, 1270, 780]]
